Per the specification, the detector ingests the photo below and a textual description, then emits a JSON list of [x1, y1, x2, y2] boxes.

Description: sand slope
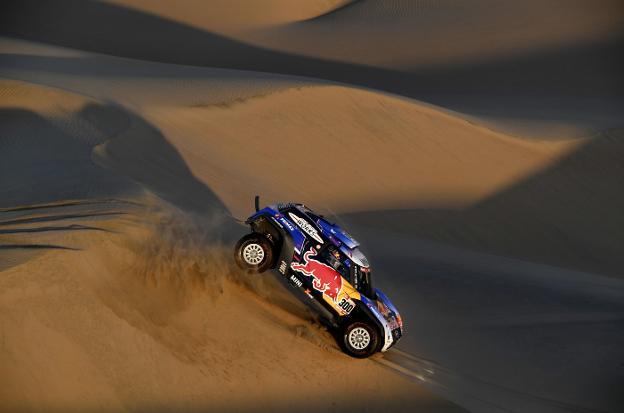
[[0, 79, 466, 412], [137, 85, 581, 216], [1, 2, 623, 412], [1, 211, 458, 413]]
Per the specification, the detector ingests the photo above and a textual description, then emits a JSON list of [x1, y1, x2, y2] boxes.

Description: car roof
[[297, 207, 370, 268], [315, 217, 360, 249]]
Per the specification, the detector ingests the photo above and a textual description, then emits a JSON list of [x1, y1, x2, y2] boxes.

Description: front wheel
[[340, 320, 380, 358], [234, 233, 274, 273]]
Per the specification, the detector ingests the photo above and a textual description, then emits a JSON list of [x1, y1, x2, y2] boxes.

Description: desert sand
[[1, 1, 623, 412]]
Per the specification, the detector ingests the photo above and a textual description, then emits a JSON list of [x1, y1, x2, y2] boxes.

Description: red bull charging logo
[[291, 247, 342, 302]]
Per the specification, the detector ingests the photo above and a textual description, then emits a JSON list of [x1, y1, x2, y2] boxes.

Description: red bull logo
[[291, 247, 342, 302]]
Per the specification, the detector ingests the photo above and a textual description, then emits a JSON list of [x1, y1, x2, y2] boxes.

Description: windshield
[[320, 245, 349, 279]]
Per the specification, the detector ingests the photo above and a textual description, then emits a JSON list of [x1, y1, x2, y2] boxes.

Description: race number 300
[[338, 297, 354, 314]]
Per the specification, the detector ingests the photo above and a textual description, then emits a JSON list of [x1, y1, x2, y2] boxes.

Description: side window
[[320, 246, 349, 279]]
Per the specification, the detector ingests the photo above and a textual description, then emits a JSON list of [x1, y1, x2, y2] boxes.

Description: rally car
[[234, 197, 403, 358]]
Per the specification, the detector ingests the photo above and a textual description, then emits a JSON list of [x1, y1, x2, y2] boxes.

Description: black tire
[[234, 233, 274, 273], [340, 320, 380, 358]]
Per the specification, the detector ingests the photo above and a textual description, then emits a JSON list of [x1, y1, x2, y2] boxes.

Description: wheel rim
[[348, 326, 371, 350], [242, 243, 265, 265]]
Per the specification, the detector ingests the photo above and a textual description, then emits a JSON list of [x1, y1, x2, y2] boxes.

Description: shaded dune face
[[340, 129, 624, 278], [0, 80, 237, 274], [0, 81, 229, 218], [0, 87, 137, 207], [6, 0, 623, 73], [2, 0, 622, 137]]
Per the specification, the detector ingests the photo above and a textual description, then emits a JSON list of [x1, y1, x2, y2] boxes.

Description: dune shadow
[[0, 212, 127, 226], [0, 108, 139, 208], [1, 0, 622, 131], [0, 101, 240, 242], [83, 103, 239, 238], [0, 243, 79, 250], [0, 244, 77, 271], [0, 224, 112, 234], [340, 130, 624, 278], [0, 199, 141, 213], [82, 103, 223, 215]]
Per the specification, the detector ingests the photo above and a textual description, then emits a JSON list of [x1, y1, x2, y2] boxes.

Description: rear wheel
[[340, 320, 380, 358], [234, 233, 274, 273]]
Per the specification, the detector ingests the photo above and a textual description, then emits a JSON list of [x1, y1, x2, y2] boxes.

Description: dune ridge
[[3, 0, 622, 138]]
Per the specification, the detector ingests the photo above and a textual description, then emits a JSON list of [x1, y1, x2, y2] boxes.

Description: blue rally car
[[234, 197, 403, 358]]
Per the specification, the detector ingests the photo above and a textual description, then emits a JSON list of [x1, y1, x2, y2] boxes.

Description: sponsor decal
[[270, 216, 283, 229], [338, 297, 355, 315], [291, 247, 342, 303], [377, 299, 392, 317], [288, 213, 324, 244], [278, 260, 287, 275], [303, 288, 314, 299], [278, 216, 295, 232], [289, 274, 303, 288]]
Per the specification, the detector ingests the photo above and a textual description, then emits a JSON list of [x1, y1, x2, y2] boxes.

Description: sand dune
[[1, 207, 461, 413], [1, 1, 623, 412], [108, 0, 624, 69], [137, 85, 581, 216], [108, 0, 355, 30], [0, 79, 466, 412], [3, 0, 622, 137]]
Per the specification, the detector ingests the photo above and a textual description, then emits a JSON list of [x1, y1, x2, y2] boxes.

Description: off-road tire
[[340, 320, 380, 358], [234, 233, 274, 273]]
